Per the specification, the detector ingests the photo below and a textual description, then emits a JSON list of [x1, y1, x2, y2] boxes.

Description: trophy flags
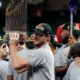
[[69, 0, 78, 36]]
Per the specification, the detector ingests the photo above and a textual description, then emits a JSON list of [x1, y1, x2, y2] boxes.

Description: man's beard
[[62, 36, 69, 44]]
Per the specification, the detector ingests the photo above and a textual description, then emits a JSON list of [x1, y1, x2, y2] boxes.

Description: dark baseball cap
[[62, 23, 72, 30], [34, 23, 52, 36], [62, 23, 80, 36]]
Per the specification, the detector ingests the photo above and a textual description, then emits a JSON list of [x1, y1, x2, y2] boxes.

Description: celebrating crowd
[[0, 23, 80, 80]]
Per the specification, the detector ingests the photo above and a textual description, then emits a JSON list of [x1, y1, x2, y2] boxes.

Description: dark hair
[[62, 22, 75, 30], [68, 43, 80, 59], [50, 34, 62, 48]]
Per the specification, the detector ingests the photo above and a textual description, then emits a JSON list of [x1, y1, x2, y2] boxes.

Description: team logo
[[36, 24, 44, 31]]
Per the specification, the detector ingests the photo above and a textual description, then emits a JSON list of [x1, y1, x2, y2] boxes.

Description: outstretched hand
[[9, 32, 19, 41], [9, 32, 19, 45]]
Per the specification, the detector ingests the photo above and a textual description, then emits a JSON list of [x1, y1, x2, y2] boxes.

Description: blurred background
[[0, 0, 10, 35], [27, 0, 80, 33], [0, 0, 80, 34]]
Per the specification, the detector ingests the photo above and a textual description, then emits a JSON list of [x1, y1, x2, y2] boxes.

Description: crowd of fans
[[0, 22, 80, 80]]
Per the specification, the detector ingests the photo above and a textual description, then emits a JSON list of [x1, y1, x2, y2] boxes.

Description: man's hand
[[1, 43, 9, 53], [9, 32, 19, 45], [9, 32, 19, 41], [0, 48, 7, 58], [68, 36, 77, 46]]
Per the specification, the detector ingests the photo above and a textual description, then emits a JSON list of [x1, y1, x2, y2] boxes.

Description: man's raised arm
[[9, 32, 30, 73]]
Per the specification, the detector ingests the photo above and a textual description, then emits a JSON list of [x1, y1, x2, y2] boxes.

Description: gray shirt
[[0, 59, 8, 80], [54, 44, 70, 67], [8, 49, 31, 80], [8, 43, 55, 80], [63, 61, 80, 80]]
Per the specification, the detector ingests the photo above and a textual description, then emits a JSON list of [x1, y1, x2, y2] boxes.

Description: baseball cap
[[62, 23, 73, 30], [62, 23, 80, 36], [34, 23, 52, 36]]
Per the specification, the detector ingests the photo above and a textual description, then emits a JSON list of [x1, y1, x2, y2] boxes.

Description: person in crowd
[[18, 32, 27, 51], [54, 22, 79, 80], [63, 42, 80, 80], [0, 37, 9, 80], [7, 23, 55, 80], [55, 23, 70, 80]]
